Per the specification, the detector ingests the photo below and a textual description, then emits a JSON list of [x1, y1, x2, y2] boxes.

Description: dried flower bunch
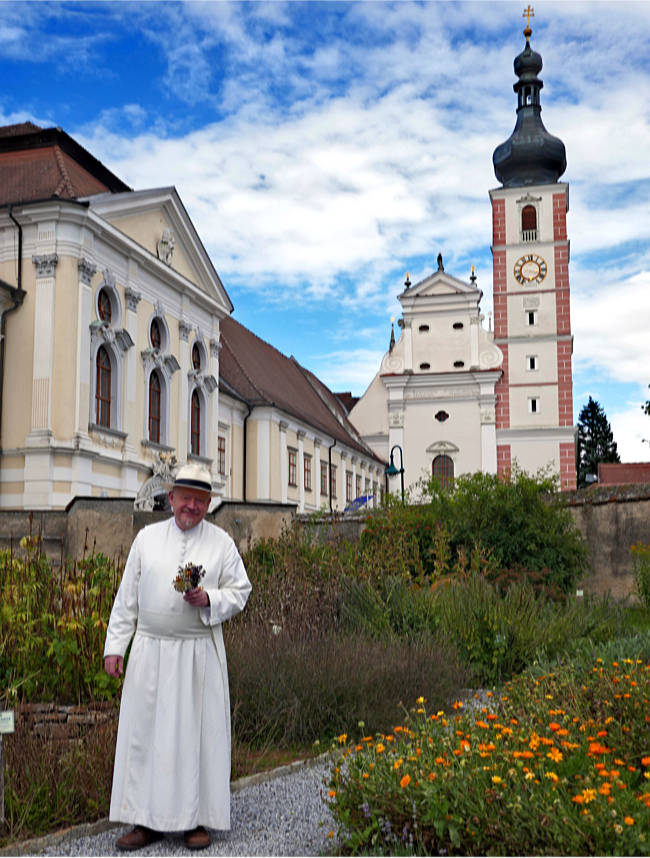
[[173, 562, 206, 593]]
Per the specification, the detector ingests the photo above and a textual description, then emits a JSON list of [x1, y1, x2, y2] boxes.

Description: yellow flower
[[545, 772, 559, 783], [492, 775, 502, 784], [337, 733, 347, 744], [393, 759, 403, 770], [416, 696, 425, 704], [400, 774, 411, 788], [547, 747, 563, 763], [376, 743, 385, 753]]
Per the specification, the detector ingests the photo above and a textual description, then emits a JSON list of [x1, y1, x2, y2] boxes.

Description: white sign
[[0, 711, 15, 734]]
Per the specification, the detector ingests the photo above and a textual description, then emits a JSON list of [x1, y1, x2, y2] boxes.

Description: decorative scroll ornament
[[141, 347, 180, 376], [32, 254, 58, 277], [134, 451, 178, 511], [124, 286, 142, 312], [90, 320, 134, 352], [78, 258, 97, 285], [188, 370, 218, 394]]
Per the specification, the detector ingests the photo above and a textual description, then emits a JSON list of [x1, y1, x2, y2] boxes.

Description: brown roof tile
[[0, 123, 130, 205], [219, 316, 383, 463]]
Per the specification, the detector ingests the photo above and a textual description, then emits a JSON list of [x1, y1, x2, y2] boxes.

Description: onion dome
[[493, 23, 566, 187]]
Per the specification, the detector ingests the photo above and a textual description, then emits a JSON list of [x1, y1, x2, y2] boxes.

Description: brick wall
[[15, 702, 117, 741]]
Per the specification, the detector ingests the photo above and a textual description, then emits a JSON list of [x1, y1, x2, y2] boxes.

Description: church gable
[[406, 270, 478, 300], [88, 188, 232, 315]]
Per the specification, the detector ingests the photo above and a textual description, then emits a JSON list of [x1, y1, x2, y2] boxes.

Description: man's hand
[[104, 655, 124, 677], [184, 587, 210, 608]]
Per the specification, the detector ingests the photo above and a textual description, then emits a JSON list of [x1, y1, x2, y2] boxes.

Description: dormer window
[[521, 205, 537, 241]]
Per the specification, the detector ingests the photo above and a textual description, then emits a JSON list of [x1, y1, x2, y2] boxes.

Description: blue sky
[[3, 0, 650, 460]]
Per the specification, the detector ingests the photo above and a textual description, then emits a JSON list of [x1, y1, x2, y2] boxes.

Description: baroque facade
[[349, 24, 577, 493], [0, 123, 383, 512]]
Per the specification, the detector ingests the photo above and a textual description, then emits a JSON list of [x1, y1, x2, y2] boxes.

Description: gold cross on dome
[[523, 5, 535, 28]]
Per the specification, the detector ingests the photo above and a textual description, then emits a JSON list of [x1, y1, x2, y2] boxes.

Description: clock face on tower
[[514, 254, 547, 285]]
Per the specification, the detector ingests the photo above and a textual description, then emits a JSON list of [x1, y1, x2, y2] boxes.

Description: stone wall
[[565, 483, 650, 599], [0, 488, 648, 599], [15, 702, 117, 741], [0, 497, 297, 562]]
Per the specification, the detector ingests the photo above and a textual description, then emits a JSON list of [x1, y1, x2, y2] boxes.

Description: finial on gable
[[389, 316, 396, 352], [404, 271, 411, 289], [523, 4, 534, 42], [437, 253, 444, 271], [470, 265, 477, 285]]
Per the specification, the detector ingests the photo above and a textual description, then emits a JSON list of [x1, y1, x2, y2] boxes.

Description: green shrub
[[431, 574, 624, 685], [0, 536, 123, 705], [410, 468, 589, 593]]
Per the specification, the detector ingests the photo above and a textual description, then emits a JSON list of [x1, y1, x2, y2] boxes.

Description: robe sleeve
[[201, 535, 251, 627], [103, 530, 143, 657]]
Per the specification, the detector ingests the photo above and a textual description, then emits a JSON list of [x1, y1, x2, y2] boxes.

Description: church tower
[[490, 14, 576, 490]]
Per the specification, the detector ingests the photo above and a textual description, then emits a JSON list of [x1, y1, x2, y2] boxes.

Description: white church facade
[[349, 22, 577, 493]]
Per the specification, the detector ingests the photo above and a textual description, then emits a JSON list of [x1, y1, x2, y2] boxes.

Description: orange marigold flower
[[393, 759, 403, 770], [624, 816, 634, 826], [376, 743, 385, 753], [400, 774, 411, 789], [475, 720, 490, 730], [328, 790, 336, 798], [547, 748, 563, 763], [549, 722, 562, 732], [338, 733, 347, 744], [641, 757, 650, 767], [362, 773, 369, 779], [492, 775, 503, 784], [429, 772, 436, 781], [452, 700, 463, 710]]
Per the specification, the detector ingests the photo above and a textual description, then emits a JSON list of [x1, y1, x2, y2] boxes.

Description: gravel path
[[31, 758, 337, 857]]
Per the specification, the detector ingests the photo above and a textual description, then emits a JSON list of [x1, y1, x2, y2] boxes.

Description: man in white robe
[[104, 463, 251, 851]]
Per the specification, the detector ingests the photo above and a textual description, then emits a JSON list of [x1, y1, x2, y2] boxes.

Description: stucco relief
[[388, 410, 404, 428], [480, 408, 496, 424], [382, 353, 404, 373], [479, 346, 502, 369]]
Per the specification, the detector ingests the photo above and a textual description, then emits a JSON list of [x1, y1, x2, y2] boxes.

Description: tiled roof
[[0, 123, 130, 205], [219, 315, 383, 463]]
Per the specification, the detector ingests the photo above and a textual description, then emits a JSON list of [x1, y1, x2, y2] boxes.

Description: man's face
[[169, 487, 210, 531]]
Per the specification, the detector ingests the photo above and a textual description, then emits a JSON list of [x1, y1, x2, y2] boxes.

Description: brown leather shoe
[[116, 826, 163, 851], [183, 825, 211, 850]]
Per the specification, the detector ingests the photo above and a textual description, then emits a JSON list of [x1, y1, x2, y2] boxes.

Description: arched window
[[150, 318, 162, 351], [98, 288, 112, 323], [192, 343, 202, 371], [96, 346, 111, 427], [190, 389, 201, 455], [432, 454, 454, 487], [148, 371, 161, 443], [521, 205, 537, 240]]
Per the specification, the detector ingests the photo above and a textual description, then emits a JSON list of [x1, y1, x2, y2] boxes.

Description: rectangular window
[[346, 470, 353, 502], [528, 397, 540, 414], [304, 454, 312, 491], [330, 464, 337, 499], [356, 474, 362, 498], [288, 448, 297, 486], [527, 310, 537, 326], [365, 478, 370, 495], [218, 435, 226, 475], [320, 461, 328, 496], [526, 355, 538, 371]]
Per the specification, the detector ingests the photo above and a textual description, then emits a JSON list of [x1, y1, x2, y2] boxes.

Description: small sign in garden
[[0, 710, 14, 824]]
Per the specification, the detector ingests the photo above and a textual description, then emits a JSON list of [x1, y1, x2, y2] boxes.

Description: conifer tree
[[577, 396, 620, 487]]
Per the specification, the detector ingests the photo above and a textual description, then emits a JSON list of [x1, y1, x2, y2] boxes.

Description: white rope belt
[[136, 609, 212, 640]]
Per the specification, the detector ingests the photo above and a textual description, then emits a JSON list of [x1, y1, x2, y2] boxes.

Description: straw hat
[[169, 463, 215, 495]]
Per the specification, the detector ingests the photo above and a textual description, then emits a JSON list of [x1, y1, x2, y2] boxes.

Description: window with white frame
[[320, 461, 328, 496], [346, 470, 353, 502], [304, 454, 312, 491], [218, 435, 227, 475], [528, 397, 540, 414], [526, 355, 538, 371], [526, 310, 538, 326], [288, 448, 297, 486]]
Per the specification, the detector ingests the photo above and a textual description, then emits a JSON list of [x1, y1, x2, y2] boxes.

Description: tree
[[577, 396, 620, 486]]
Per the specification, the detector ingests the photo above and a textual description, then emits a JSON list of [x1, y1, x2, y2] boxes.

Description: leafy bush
[[0, 536, 122, 705], [328, 648, 650, 856], [367, 468, 589, 593], [431, 574, 625, 685]]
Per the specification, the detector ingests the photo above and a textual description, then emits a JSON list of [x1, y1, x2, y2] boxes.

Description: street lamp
[[385, 444, 405, 504]]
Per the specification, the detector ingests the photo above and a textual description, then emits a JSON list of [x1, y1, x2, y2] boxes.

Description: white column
[[74, 258, 96, 449], [297, 430, 305, 513], [123, 283, 141, 456], [207, 336, 220, 468], [27, 254, 57, 445], [257, 413, 271, 501], [279, 421, 288, 504], [314, 438, 322, 508], [177, 319, 191, 459]]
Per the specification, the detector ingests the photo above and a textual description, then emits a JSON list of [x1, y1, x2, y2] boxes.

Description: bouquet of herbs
[[173, 562, 206, 593]]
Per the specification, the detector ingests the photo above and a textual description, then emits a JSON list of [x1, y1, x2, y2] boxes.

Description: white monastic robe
[[103, 518, 252, 832]]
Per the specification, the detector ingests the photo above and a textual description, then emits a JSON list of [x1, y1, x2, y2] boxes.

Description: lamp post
[[384, 444, 405, 504]]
